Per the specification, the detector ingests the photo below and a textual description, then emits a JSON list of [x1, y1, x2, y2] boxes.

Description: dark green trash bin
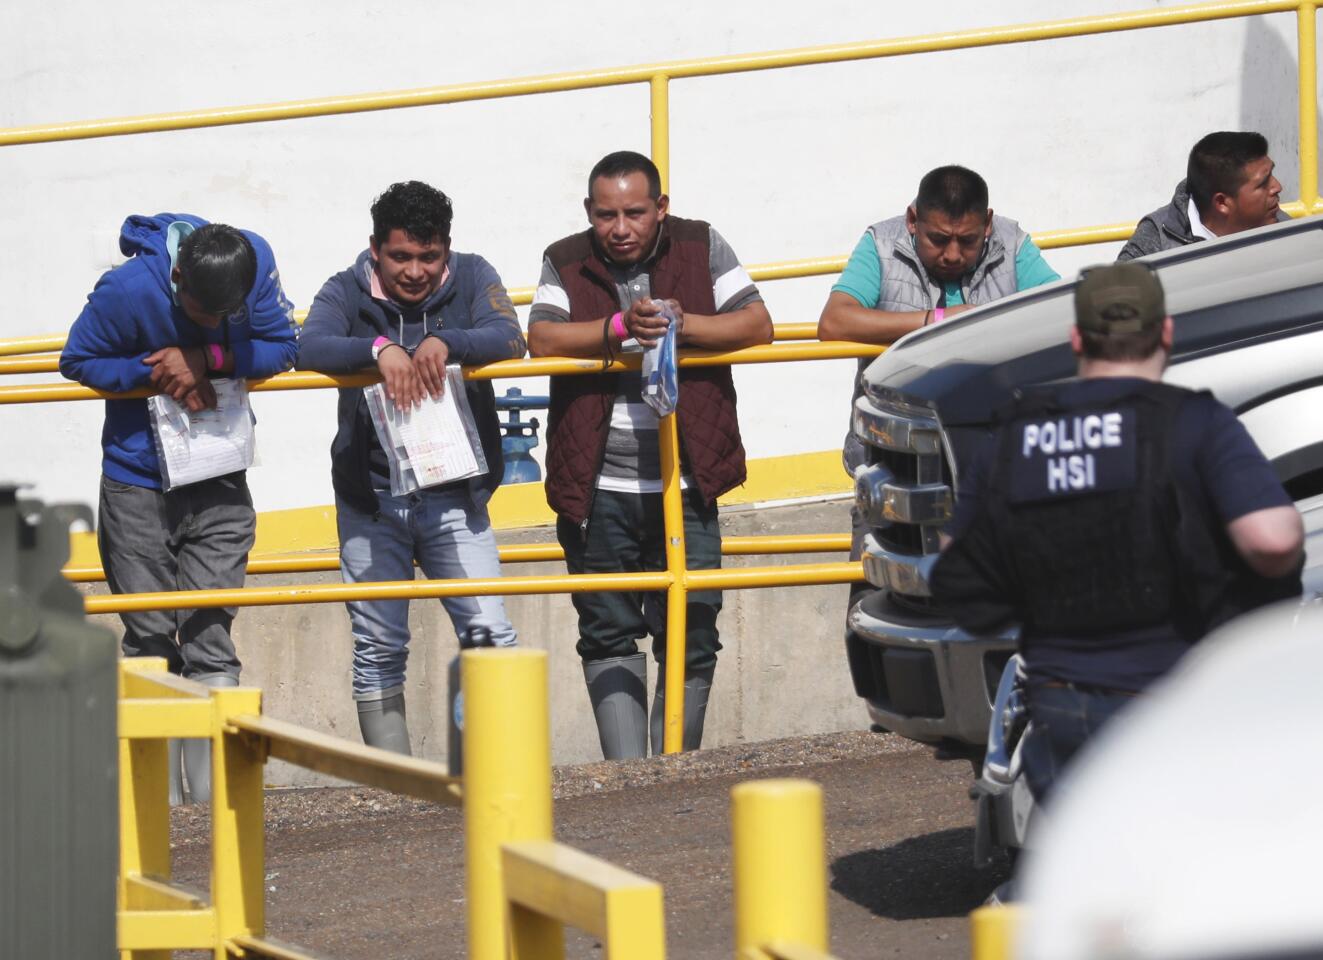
[[0, 485, 118, 957]]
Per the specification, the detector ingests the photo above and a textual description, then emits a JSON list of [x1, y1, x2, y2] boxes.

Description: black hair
[[371, 181, 454, 246], [587, 151, 662, 201], [913, 165, 989, 220], [1079, 321, 1165, 362], [1187, 131, 1269, 216], [177, 224, 257, 316]]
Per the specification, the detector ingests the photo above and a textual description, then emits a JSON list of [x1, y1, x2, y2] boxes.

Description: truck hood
[[862, 216, 1323, 429]]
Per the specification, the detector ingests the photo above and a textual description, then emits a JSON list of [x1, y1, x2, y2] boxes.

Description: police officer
[[932, 261, 1304, 803]]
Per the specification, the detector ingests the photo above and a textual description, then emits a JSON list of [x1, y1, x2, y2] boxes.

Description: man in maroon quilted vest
[[528, 150, 773, 760]]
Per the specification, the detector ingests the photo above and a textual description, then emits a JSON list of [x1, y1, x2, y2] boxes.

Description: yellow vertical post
[[118, 658, 173, 960], [969, 905, 1021, 960], [1299, 2, 1319, 211], [658, 413, 688, 755], [651, 70, 687, 754], [650, 73, 670, 193], [731, 779, 828, 957], [209, 686, 265, 960], [508, 901, 566, 960], [464, 648, 559, 960]]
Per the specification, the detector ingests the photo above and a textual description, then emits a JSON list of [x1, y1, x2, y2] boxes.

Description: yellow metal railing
[[29, 357, 867, 757], [119, 648, 861, 960], [502, 841, 667, 959], [0, 340, 879, 403], [117, 656, 464, 959], [61, 533, 853, 583], [1, 0, 1319, 362], [22, 3, 1295, 953], [4, 0, 1316, 750], [0, 320, 815, 366], [11, 344, 877, 754]]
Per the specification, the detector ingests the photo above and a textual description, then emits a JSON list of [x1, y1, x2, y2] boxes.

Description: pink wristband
[[932, 307, 945, 324], [610, 311, 627, 340], [208, 344, 224, 370]]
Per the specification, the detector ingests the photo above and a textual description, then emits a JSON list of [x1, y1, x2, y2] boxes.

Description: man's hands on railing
[[816, 292, 978, 345], [377, 337, 450, 411], [145, 346, 217, 412], [626, 298, 681, 348]]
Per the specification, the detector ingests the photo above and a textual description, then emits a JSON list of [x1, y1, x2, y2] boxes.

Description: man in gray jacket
[[817, 164, 1059, 610], [1117, 131, 1286, 261]]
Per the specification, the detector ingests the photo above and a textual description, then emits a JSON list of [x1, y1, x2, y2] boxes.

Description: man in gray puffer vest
[[1117, 131, 1286, 261], [817, 165, 1060, 602]]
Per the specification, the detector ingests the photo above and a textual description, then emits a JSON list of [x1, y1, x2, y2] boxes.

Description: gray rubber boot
[[182, 674, 239, 805], [583, 653, 649, 760], [168, 740, 185, 807], [650, 665, 715, 756], [357, 689, 412, 756]]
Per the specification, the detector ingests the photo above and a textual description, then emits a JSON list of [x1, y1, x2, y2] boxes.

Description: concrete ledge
[[85, 498, 864, 787]]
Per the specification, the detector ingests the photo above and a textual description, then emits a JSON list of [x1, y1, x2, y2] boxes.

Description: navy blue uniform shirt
[[950, 377, 1292, 691]]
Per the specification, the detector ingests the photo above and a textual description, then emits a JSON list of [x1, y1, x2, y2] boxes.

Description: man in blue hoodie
[[298, 180, 523, 755], [60, 214, 299, 801]]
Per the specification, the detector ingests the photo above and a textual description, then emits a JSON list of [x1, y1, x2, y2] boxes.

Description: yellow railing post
[[650, 73, 670, 193], [118, 658, 174, 960], [208, 686, 265, 960], [658, 412, 689, 755], [652, 67, 686, 759], [652, 68, 686, 755], [731, 779, 829, 959], [463, 648, 559, 960], [969, 905, 1021, 960], [1299, 1, 1319, 210], [647, 70, 681, 757]]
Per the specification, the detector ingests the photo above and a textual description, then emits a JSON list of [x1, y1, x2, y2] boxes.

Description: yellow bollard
[[969, 904, 1021, 960], [731, 779, 828, 958], [209, 686, 265, 960], [463, 648, 560, 960]]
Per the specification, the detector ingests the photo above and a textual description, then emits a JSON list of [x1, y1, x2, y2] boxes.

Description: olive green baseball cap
[[1075, 262, 1166, 334]]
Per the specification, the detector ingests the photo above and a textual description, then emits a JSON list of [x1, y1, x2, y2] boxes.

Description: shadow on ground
[[830, 827, 1009, 920]]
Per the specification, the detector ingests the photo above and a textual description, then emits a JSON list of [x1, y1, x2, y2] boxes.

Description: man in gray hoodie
[[298, 180, 524, 755], [1117, 131, 1286, 261]]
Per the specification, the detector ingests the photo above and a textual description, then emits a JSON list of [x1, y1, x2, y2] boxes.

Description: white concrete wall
[[2, 0, 1316, 513]]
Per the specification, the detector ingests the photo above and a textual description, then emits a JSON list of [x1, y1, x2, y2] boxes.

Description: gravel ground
[[168, 729, 918, 848], [169, 730, 1006, 958]]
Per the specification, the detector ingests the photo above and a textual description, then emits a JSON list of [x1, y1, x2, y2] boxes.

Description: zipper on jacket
[[580, 407, 612, 536]]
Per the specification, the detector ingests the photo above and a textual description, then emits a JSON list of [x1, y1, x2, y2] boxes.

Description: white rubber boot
[[182, 674, 239, 804], [168, 739, 185, 807]]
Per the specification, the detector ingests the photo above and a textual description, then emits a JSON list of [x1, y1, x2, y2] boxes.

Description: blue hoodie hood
[[59, 214, 299, 490], [117, 213, 209, 291]]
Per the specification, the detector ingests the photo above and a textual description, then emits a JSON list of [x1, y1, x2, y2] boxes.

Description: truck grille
[[852, 395, 953, 598]]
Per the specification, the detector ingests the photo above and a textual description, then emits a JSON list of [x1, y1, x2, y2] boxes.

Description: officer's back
[[932, 261, 1304, 802]]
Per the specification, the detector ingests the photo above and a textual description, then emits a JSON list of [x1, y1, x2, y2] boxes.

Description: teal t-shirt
[[831, 230, 1060, 308]]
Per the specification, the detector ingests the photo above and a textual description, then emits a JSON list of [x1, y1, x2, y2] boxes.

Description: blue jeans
[[337, 486, 516, 699], [1022, 682, 1136, 805]]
